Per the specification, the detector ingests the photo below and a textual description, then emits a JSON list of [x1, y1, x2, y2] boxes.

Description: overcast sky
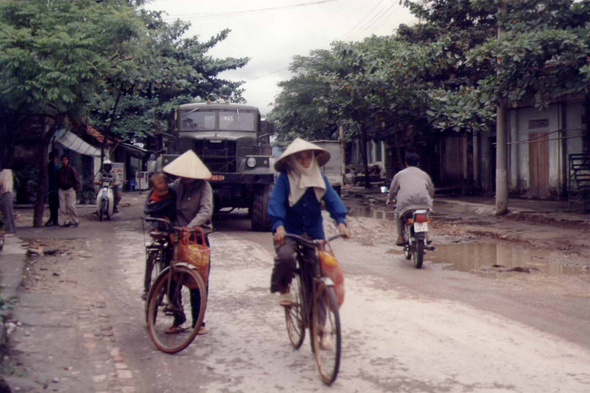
[[145, 0, 417, 115]]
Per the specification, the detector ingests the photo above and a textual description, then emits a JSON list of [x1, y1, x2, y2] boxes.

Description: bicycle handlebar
[[142, 217, 202, 234], [284, 233, 346, 248]]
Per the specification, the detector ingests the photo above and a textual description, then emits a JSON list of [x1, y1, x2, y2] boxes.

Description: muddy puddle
[[348, 206, 395, 220], [428, 243, 584, 276]]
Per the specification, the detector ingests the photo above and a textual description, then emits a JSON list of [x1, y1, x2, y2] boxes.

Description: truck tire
[[252, 185, 272, 232]]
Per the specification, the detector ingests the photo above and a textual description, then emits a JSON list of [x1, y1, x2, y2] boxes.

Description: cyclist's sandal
[[165, 325, 190, 334]]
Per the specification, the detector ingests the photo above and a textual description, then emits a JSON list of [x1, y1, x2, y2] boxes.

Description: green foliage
[[271, 0, 590, 145], [0, 0, 248, 140], [470, 0, 590, 109], [89, 11, 249, 140], [268, 50, 342, 144], [0, 0, 144, 120]]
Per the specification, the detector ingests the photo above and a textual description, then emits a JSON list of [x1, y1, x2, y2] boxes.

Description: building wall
[[507, 100, 585, 198]]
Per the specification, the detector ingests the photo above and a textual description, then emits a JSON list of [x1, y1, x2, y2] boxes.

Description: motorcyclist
[[386, 152, 434, 246], [95, 159, 122, 213]]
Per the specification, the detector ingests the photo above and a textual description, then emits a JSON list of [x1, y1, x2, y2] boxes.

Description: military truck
[[162, 102, 274, 231]]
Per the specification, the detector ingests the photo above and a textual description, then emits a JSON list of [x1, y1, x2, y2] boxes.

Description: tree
[[0, 0, 250, 226], [90, 12, 249, 144], [468, 0, 590, 213], [268, 50, 343, 145], [0, 0, 146, 226]]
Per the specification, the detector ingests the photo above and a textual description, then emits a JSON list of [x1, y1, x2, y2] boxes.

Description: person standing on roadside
[[45, 151, 60, 226], [164, 150, 213, 335], [0, 166, 16, 235], [57, 155, 80, 227]]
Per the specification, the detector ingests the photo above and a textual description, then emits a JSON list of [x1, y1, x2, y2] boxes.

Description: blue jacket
[[268, 173, 348, 240]]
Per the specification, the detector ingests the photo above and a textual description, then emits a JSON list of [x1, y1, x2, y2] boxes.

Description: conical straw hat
[[163, 150, 212, 179], [274, 138, 330, 172]]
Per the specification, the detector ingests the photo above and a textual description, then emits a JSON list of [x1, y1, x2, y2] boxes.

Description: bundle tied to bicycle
[[177, 228, 210, 287], [318, 241, 345, 307]]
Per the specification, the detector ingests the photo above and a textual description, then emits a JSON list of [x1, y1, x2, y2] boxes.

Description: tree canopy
[[270, 0, 590, 143], [0, 0, 249, 225]]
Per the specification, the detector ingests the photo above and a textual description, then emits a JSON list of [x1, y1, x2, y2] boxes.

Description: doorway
[[529, 132, 550, 198]]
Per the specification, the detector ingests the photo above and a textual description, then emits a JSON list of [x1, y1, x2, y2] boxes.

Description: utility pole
[[495, 0, 508, 215], [339, 125, 345, 186]]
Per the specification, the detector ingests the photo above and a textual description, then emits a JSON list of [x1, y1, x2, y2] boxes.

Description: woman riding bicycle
[[163, 150, 213, 336], [268, 138, 351, 307]]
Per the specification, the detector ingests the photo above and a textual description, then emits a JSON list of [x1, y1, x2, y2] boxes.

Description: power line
[[161, 0, 343, 21], [339, 0, 387, 40], [349, 0, 399, 40], [367, 3, 401, 34]]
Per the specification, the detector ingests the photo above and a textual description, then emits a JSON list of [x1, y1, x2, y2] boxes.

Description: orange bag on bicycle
[[177, 228, 210, 287], [318, 241, 345, 307]]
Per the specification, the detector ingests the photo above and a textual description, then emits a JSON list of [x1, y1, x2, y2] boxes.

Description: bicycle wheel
[[144, 249, 162, 295], [413, 240, 424, 269], [311, 282, 342, 385], [98, 200, 104, 222], [146, 266, 207, 354], [284, 272, 305, 349]]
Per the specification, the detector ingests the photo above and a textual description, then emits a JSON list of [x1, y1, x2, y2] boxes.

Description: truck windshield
[[219, 111, 256, 131], [180, 110, 216, 131]]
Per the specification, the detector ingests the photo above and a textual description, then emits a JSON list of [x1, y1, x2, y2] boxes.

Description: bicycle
[[283, 233, 345, 385], [141, 218, 172, 303], [142, 217, 208, 354]]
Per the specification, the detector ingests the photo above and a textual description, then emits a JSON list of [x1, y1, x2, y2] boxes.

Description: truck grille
[[193, 140, 237, 173]]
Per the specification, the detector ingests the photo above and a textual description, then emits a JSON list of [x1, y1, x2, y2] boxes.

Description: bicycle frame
[[286, 234, 345, 326], [142, 217, 200, 305]]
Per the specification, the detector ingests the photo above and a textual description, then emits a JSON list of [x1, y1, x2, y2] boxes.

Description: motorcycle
[[96, 181, 115, 221], [402, 209, 434, 269]]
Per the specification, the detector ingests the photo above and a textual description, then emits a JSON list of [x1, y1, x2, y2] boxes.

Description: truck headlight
[[247, 157, 257, 168]]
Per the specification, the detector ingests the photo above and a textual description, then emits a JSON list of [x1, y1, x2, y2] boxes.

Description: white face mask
[[286, 152, 326, 206]]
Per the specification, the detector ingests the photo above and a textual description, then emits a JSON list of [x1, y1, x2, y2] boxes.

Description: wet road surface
[[6, 200, 590, 392]]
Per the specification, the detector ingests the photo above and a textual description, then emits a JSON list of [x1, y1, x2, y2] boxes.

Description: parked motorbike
[[96, 181, 115, 221], [402, 209, 435, 269]]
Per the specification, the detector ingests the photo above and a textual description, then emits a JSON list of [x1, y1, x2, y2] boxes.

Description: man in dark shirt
[[57, 155, 80, 227], [45, 151, 60, 226]]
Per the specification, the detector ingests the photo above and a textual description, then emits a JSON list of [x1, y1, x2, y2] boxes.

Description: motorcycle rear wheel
[[413, 240, 424, 269]]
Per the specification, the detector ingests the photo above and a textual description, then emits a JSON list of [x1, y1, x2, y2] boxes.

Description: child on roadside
[[143, 172, 177, 230]]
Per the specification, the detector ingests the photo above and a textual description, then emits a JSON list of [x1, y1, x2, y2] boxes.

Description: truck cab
[[166, 102, 274, 231]]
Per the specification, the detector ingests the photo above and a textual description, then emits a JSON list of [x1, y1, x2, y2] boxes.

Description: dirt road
[[3, 196, 590, 392]]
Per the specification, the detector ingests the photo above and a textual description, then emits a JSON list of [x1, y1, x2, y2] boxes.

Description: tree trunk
[[394, 127, 404, 171], [585, 93, 590, 151], [495, 2, 508, 215], [102, 85, 125, 162], [33, 116, 64, 227], [359, 124, 371, 189]]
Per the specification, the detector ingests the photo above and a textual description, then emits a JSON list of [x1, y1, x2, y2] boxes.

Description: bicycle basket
[[318, 241, 345, 307], [177, 228, 210, 286]]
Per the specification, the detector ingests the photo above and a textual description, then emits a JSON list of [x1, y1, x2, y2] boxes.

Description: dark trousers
[[48, 190, 59, 224], [271, 237, 316, 294], [0, 192, 15, 233]]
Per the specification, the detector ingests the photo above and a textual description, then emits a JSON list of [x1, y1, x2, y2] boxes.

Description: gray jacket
[[387, 166, 434, 215], [171, 179, 213, 231]]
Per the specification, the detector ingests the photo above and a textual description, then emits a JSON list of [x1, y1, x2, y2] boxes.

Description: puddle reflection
[[429, 243, 583, 276], [348, 206, 395, 220]]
